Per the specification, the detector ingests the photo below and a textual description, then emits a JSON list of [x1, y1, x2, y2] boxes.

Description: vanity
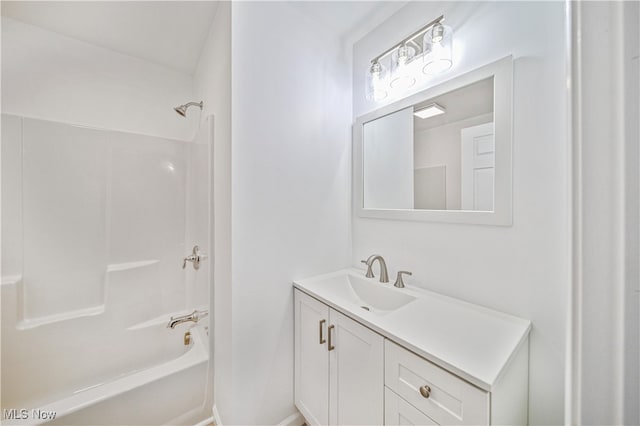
[[294, 51, 528, 425], [293, 268, 531, 425]]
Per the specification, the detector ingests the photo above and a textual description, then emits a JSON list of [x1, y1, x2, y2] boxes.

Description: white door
[[461, 122, 495, 211], [294, 290, 330, 426], [329, 309, 384, 425]]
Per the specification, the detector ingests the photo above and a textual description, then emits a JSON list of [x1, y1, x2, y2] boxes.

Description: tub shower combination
[[1, 111, 213, 425]]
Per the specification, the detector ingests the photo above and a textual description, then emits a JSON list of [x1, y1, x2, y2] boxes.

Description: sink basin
[[298, 271, 417, 313], [346, 275, 417, 311]]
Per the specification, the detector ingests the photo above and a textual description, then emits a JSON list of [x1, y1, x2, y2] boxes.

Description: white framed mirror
[[354, 56, 513, 225]]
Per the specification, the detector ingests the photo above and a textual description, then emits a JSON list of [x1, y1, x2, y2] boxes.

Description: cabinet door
[[294, 290, 330, 426], [329, 309, 384, 425]]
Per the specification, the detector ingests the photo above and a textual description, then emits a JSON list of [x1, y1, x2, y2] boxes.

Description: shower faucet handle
[[182, 245, 207, 270]]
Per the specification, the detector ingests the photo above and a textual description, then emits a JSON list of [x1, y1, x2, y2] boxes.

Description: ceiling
[[288, 1, 409, 44], [1, 1, 406, 74], [414, 77, 494, 131], [1, 1, 219, 74]]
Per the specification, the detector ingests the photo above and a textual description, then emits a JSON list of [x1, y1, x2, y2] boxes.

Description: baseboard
[[277, 411, 304, 426], [212, 405, 223, 426]]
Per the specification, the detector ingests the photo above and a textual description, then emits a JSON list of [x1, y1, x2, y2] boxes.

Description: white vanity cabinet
[[294, 289, 384, 426], [294, 269, 531, 426]]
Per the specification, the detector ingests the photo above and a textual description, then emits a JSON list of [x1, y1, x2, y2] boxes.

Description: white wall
[[192, 2, 232, 421], [230, 2, 352, 423], [1, 17, 196, 140], [353, 2, 569, 425], [414, 113, 493, 209]]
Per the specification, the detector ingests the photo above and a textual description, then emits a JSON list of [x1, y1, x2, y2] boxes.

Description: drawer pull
[[328, 325, 335, 351], [319, 319, 326, 344], [419, 385, 431, 399]]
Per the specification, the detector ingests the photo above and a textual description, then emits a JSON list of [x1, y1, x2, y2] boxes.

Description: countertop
[[293, 268, 531, 391]]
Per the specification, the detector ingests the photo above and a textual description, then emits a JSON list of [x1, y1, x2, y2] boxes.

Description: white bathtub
[[2, 323, 208, 426], [1, 279, 210, 426]]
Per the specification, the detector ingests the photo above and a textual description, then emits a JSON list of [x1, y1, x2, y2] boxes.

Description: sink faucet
[[167, 309, 209, 329], [360, 254, 389, 283]]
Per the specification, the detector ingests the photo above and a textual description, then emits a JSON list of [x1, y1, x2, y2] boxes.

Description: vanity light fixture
[[366, 15, 454, 101], [413, 103, 446, 119]]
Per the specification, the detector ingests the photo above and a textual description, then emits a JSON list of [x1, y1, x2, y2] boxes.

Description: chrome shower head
[[174, 101, 203, 117]]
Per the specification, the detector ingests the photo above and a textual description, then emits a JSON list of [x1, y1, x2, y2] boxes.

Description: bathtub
[[3, 325, 208, 425], [1, 279, 210, 426]]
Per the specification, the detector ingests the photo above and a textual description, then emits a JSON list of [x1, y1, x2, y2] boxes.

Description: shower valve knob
[[182, 245, 207, 270]]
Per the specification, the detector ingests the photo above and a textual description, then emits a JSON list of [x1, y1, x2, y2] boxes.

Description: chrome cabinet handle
[[419, 385, 431, 399], [328, 325, 335, 351], [319, 319, 326, 344]]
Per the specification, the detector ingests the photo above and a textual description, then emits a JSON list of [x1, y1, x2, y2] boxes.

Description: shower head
[[174, 101, 203, 117]]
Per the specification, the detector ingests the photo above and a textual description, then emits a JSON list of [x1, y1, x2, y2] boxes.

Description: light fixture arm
[[371, 15, 444, 64]]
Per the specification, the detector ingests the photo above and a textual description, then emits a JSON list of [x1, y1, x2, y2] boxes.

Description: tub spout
[[167, 310, 209, 329]]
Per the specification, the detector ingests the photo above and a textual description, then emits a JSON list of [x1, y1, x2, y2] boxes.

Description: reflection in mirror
[[363, 77, 495, 211]]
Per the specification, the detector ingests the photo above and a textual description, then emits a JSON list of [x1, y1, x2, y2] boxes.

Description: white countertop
[[293, 268, 531, 391]]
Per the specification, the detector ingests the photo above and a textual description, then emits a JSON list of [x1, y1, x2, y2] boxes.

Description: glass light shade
[[366, 62, 388, 101], [390, 45, 416, 90], [423, 24, 453, 75]]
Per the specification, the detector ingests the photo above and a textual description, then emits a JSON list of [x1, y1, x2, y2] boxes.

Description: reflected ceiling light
[[414, 103, 446, 119], [366, 15, 454, 101]]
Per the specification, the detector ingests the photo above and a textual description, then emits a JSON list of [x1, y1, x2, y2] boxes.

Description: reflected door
[[461, 122, 495, 211]]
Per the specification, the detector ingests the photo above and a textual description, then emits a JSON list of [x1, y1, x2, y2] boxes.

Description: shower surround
[[1, 114, 213, 425]]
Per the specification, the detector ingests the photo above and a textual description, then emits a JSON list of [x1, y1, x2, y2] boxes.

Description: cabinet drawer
[[384, 340, 489, 425], [385, 387, 438, 426]]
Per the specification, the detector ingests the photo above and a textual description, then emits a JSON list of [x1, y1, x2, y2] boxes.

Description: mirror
[[354, 56, 512, 225]]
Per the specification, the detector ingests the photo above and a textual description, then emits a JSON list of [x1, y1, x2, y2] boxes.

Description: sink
[[298, 271, 417, 313], [346, 275, 417, 311]]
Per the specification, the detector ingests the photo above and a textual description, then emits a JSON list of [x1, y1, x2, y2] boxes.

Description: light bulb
[[431, 23, 445, 43]]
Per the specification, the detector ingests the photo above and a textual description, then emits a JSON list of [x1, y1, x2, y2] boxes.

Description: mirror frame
[[354, 55, 513, 225]]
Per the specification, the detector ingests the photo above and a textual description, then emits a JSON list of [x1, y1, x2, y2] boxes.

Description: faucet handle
[[394, 271, 412, 288], [360, 259, 375, 278]]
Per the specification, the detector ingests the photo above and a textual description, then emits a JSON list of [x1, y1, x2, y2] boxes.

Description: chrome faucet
[[167, 309, 209, 329], [360, 254, 389, 283]]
